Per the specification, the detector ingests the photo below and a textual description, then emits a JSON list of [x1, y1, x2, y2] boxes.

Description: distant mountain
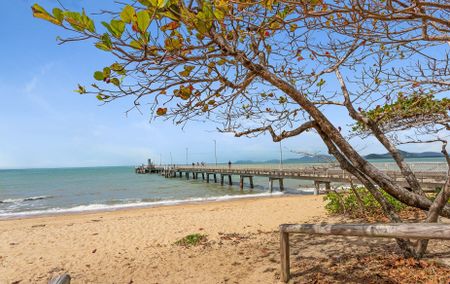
[[234, 151, 443, 164], [365, 150, 443, 159], [235, 155, 335, 164]]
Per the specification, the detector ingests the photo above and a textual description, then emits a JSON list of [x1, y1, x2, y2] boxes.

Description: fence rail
[[279, 223, 450, 282]]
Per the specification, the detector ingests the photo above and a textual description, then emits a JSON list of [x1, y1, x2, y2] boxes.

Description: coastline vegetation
[[324, 187, 405, 218]]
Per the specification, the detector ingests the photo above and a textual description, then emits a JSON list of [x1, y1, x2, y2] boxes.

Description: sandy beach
[[0, 195, 326, 283], [1, 195, 449, 284]]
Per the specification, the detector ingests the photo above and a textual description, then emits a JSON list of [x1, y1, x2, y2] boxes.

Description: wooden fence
[[279, 223, 450, 282]]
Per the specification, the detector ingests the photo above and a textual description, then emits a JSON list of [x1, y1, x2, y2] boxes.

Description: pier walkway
[[136, 163, 448, 194]]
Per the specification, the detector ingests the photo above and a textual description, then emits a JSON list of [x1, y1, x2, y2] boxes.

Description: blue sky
[[0, 1, 442, 169]]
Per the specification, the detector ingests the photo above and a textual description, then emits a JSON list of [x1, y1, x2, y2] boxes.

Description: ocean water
[[0, 166, 313, 219], [1, 160, 446, 219]]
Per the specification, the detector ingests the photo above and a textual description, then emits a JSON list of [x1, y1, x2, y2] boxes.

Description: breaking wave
[[0, 195, 52, 204], [0, 192, 284, 219]]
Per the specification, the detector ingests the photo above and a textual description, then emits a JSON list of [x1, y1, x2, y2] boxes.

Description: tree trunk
[[209, 29, 450, 257]]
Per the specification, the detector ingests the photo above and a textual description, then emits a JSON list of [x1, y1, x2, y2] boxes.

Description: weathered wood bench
[[279, 223, 450, 282]]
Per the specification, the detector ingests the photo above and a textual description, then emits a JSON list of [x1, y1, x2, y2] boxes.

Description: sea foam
[[0, 195, 52, 204], [0, 192, 284, 219]]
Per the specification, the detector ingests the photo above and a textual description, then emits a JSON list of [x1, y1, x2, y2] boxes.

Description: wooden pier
[[136, 164, 448, 194]]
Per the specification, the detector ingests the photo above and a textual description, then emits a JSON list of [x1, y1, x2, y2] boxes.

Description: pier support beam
[[186, 172, 190, 180], [269, 177, 284, 192], [206, 173, 218, 183], [239, 175, 254, 191], [314, 181, 319, 195], [220, 174, 232, 186], [325, 182, 331, 192]]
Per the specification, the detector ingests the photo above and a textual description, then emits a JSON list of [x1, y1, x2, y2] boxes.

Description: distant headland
[[234, 151, 444, 164], [364, 150, 444, 159]]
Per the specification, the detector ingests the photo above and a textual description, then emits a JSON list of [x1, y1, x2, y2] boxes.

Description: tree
[[32, 0, 449, 258]]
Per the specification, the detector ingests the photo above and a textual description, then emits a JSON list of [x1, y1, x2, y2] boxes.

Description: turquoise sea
[[0, 166, 308, 219], [0, 159, 446, 219]]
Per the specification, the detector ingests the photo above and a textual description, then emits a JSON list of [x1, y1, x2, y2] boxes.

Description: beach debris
[[48, 273, 71, 284], [219, 233, 249, 245], [31, 224, 46, 228], [92, 249, 97, 253]]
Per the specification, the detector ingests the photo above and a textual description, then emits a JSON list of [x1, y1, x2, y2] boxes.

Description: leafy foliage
[[324, 187, 405, 217], [174, 233, 207, 246], [353, 94, 450, 134]]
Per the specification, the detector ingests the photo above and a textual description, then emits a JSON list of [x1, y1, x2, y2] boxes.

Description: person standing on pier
[[228, 161, 232, 169]]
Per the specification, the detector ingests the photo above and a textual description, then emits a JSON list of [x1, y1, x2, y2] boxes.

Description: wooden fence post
[[280, 227, 290, 282]]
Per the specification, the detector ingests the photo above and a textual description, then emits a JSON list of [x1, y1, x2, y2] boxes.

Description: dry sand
[[0, 195, 326, 283], [1, 195, 449, 284]]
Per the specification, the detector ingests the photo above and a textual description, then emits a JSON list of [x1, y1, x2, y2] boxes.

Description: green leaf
[[110, 20, 125, 37], [289, 23, 298, 32], [213, 9, 225, 21], [157, 0, 170, 8], [94, 71, 104, 81], [129, 40, 142, 50], [32, 4, 61, 25], [179, 65, 195, 77], [136, 10, 150, 32], [95, 42, 111, 51], [101, 33, 112, 49], [103, 20, 124, 38], [81, 9, 95, 32], [111, 63, 126, 75], [63, 11, 84, 31], [103, 67, 111, 77], [74, 84, 87, 94], [52, 8, 64, 23], [164, 38, 182, 51], [110, 78, 120, 87], [316, 78, 326, 87], [217, 59, 226, 66], [120, 5, 135, 23]]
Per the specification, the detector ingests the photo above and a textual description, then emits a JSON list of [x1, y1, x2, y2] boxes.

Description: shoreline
[[0, 191, 305, 221]]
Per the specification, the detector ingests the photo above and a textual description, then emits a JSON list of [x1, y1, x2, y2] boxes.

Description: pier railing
[[172, 165, 447, 187], [156, 161, 448, 172]]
